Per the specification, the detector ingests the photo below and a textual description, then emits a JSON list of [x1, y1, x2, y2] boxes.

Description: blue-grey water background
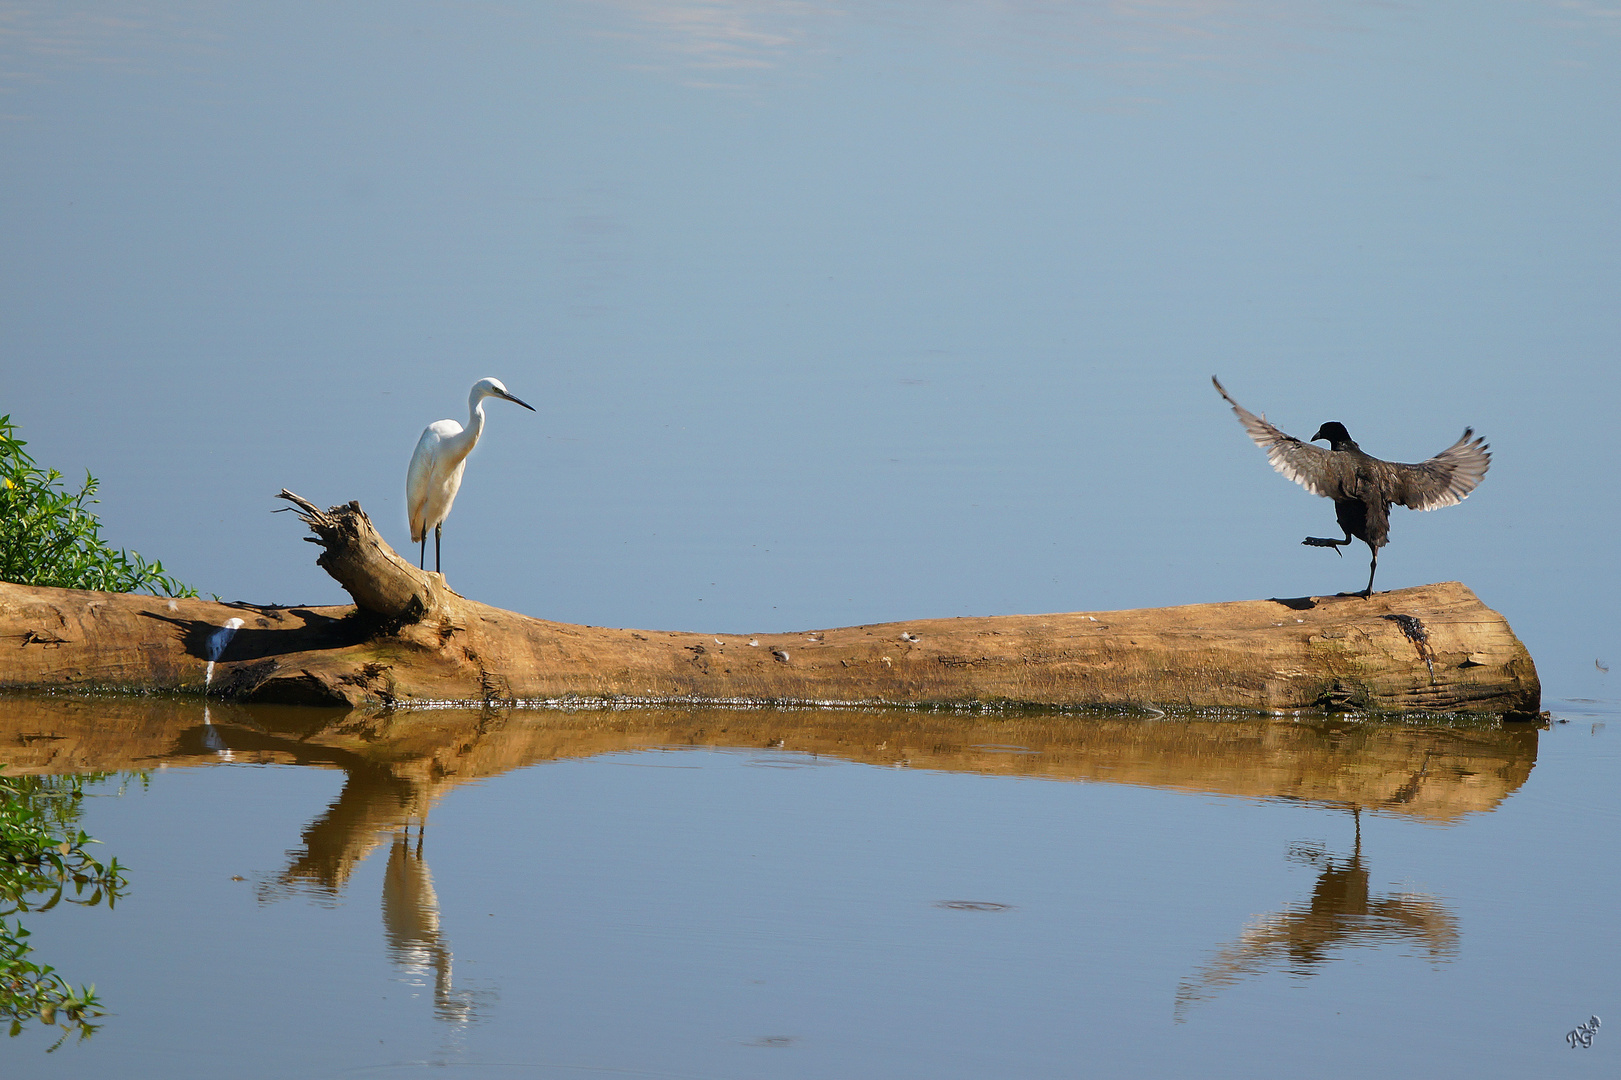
[[2, 1, 1619, 1076], [2, 697, 1617, 1078]]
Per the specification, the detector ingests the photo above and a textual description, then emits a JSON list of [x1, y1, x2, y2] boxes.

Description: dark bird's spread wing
[[1211, 377, 1335, 498], [1386, 430, 1491, 511]]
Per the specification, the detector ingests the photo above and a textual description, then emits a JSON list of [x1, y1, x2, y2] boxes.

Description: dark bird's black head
[[1311, 422, 1356, 450]]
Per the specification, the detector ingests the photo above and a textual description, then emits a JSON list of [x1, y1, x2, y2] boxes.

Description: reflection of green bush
[[0, 414, 194, 597], [1, 771, 129, 1048]]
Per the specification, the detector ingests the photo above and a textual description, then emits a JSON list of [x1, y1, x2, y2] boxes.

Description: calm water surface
[[3, 695, 1616, 1077]]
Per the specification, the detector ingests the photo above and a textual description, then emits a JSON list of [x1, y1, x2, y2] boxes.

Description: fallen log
[[0, 494, 1540, 716]]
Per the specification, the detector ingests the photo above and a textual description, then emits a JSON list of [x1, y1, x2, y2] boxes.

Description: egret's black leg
[[419, 535, 426, 569], [434, 525, 442, 574], [1302, 529, 1353, 557]]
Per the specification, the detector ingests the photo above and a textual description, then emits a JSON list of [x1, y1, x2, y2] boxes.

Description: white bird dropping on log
[[407, 377, 535, 575], [204, 617, 245, 691]]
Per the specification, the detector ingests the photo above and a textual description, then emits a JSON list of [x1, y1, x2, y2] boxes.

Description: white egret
[[407, 377, 535, 574]]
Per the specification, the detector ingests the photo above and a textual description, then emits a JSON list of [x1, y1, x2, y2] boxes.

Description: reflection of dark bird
[[1173, 806, 1459, 1020], [1213, 377, 1490, 597]]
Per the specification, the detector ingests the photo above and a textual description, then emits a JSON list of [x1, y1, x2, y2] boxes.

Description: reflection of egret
[[384, 821, 475, 1024], [407, 378, 535, 574], [256, 761, 480, 1021]]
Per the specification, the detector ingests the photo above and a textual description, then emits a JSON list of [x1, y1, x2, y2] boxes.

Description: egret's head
[[472, 377, 537, 412]]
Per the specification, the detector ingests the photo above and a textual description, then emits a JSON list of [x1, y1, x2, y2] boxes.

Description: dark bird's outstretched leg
[[434, 524, 442, 574], [1302, 530, 1353, 557]]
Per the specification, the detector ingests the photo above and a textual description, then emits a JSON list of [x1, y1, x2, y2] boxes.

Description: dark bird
[[1212, 377, 1490, 597]]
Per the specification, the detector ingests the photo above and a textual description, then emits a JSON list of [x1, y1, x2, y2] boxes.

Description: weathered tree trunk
[[0, 495, 1540, 716]]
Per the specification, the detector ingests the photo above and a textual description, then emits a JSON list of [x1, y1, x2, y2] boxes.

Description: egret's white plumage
[[407, 377, 535, 573]]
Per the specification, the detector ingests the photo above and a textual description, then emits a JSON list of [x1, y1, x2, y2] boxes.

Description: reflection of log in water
[[0, 696, 1540, 823], [260, 760, 423, 899], [1174, 812, 1459, 1021]]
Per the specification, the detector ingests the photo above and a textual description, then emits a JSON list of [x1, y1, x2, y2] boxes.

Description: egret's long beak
[[500, 390, 537, 412]]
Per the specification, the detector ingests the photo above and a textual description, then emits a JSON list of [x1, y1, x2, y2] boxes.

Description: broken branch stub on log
[[275, 490, 450, 625], [0, 494, 1541, 716]]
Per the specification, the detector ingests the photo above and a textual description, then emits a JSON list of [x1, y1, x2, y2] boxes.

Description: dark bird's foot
[[1302, 536, 1347, 556]]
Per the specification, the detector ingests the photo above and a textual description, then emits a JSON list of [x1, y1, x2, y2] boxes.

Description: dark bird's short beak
[[500, 391, 537, 412], [1310, 426, 1329, 443]]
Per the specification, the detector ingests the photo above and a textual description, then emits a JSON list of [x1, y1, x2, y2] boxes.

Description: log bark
[[0, 495, 1541, 716]]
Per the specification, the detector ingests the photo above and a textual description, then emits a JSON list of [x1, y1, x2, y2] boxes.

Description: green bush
[[0, 414, 195, 597]]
